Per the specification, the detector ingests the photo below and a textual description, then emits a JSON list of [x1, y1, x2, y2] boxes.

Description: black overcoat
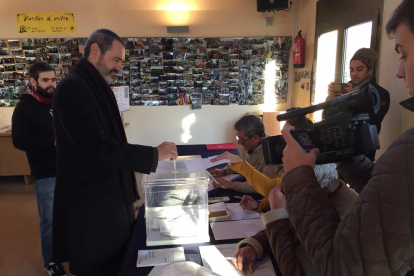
[[52, 60, 157, 275]]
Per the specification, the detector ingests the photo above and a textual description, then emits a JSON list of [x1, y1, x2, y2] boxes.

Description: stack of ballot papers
[[137, 247, 186, 267], [208, 203, 261, 222], [208, 203, 264, 240], [199, 244, 277, 276], [0, 125, 11, 134]]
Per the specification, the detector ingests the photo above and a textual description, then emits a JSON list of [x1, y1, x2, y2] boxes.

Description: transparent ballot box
[[142, 157, 210, 246]]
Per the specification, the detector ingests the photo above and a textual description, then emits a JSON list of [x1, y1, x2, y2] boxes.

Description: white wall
[[376, 0, 414, 157]]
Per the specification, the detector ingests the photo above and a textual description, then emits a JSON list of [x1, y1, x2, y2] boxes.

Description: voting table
[[117, 144, 281, 276]]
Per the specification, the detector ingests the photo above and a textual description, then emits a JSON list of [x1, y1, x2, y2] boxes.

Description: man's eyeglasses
[[236, 135, 252, 145]]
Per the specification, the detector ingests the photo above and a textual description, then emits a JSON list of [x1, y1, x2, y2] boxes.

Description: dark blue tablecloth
[[117, 144, 281, 276]]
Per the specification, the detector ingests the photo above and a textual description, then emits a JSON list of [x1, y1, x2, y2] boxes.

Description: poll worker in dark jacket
[[12, 62, 67, 276], [52, 29, 177, 276]]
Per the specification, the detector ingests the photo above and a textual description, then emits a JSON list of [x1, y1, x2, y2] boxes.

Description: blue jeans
[[34, 177, 55, 268]]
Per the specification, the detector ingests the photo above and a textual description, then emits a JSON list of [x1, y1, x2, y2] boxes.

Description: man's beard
[[96, 58, 118, 84], [36, 85, 55, 99]]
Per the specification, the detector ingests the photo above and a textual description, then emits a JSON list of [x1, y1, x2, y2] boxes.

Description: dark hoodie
[[12, 93, 56, 180]]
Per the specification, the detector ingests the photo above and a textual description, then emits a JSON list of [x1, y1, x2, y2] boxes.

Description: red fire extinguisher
[[293, 30, 305, 68]]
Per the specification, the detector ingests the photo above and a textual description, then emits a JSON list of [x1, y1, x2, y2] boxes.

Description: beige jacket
[[223, 144, 283, 193]]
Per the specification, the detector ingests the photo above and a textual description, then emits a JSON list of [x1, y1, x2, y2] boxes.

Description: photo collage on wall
[[0, 38, 83, 107], [0, 36, 292, 108], [116, 36, 292, 108]]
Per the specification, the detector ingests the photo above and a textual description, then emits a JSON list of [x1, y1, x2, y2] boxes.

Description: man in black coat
[[52, 29, 177, 276]]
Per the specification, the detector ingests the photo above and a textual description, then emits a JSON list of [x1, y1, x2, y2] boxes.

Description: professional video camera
[[262, 85, 381, 165]]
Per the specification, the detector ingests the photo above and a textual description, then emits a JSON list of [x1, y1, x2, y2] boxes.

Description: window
[[342, 21, 373, 82]]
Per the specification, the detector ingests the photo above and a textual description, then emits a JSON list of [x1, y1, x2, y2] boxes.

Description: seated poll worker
[[209, 114, 283, 193], [211, 153, 358, 275]]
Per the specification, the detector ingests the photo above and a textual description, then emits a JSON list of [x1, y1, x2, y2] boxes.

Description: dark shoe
[[46, 262, 67, 276]]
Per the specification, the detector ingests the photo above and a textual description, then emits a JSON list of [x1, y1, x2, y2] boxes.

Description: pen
[[226, 257, 263, 262], [206, 171, 220, 186], [234, 196, 261, 203]]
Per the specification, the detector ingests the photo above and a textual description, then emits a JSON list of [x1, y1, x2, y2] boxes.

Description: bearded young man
[[52, 29, 177, 276], [12, 62, 67, 276]]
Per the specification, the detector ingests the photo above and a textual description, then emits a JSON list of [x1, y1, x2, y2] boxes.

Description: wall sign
[[16, 12, 77, 34]]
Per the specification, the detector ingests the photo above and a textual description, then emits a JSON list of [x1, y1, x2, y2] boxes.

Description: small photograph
[[205, 38, 220, 49], [78, 38, 87, 46], [207, 49, 219, 59], [306, 82, 310, 90], [0, 48, 9, 56], [0, 80, 4, 87], [0, 40, 6, 48], [60, 54, 72, 62], [8, 40, 20, 47], [192, 99, 202, 110], [15, 64, 26, 71], [178, 93, 188, 105], [0, 66, 3, 73], [47, 54, 59, 64], [0, 88, 8, 99], [47, 46, 58, 53], [173, 49, 186, 60], [35, 38, 47, 47], [4, 99, 16, 107], [219, 93, 230, 105], [294, 72, 301, 82], [26, 57, 36, 64], [14, 56, 26, 64], [24, 50, 36, 57], [46, 38, 58, 46], [8, 86, 18, 99], [21, 39, 35, 50], [5, 64, 16, 72]]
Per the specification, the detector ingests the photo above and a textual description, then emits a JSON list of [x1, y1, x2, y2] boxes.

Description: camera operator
[[279, 1, 414, 275], [326, 48, 390, 161]]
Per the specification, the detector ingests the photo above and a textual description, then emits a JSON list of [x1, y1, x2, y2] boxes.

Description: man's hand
[[209, 168, 226, 178], [210, 151, 243, 165], [281, 123, 319, 174], [344, 82, 353, 93], [240, 195, 259, 210], [213, 177, 233, 189], [268, 183, 285, 210], [232, 245, 258, 273], [157, 142, 178, 161]]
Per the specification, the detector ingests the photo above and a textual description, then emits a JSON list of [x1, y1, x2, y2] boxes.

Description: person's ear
[[90, 43, 101, 61], [29, 77, 37, 88], [368, 68, 373, 75], [253, 135, 261, 143]]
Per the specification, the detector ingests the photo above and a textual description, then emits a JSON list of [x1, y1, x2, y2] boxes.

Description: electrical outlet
[[266, 17, 273, 26]]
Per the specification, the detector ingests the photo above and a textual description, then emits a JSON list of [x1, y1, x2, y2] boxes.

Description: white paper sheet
[[208, 174, 242, 191], [136, 247, 185, 267], [199, 244, 276, 276], [225, 203, 261, 220], [210, 219, 265, 240], [148, 262, 221, 276], [184, 156, 230, 173]]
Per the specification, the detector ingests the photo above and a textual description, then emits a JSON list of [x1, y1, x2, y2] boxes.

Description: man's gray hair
[[234, 115, 265, 138], [84, 29, 126, 58]]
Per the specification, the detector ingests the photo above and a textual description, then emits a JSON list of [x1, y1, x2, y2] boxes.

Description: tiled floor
[[0, 175, 144, 276]]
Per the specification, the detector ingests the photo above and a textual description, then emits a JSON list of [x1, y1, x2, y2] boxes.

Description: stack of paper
[[199, 244, 277, 276], [184, 156, 230, 173], [210, 219, 265, 240], [136, 247, 186, 267], [208, 202, 230, 221]]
